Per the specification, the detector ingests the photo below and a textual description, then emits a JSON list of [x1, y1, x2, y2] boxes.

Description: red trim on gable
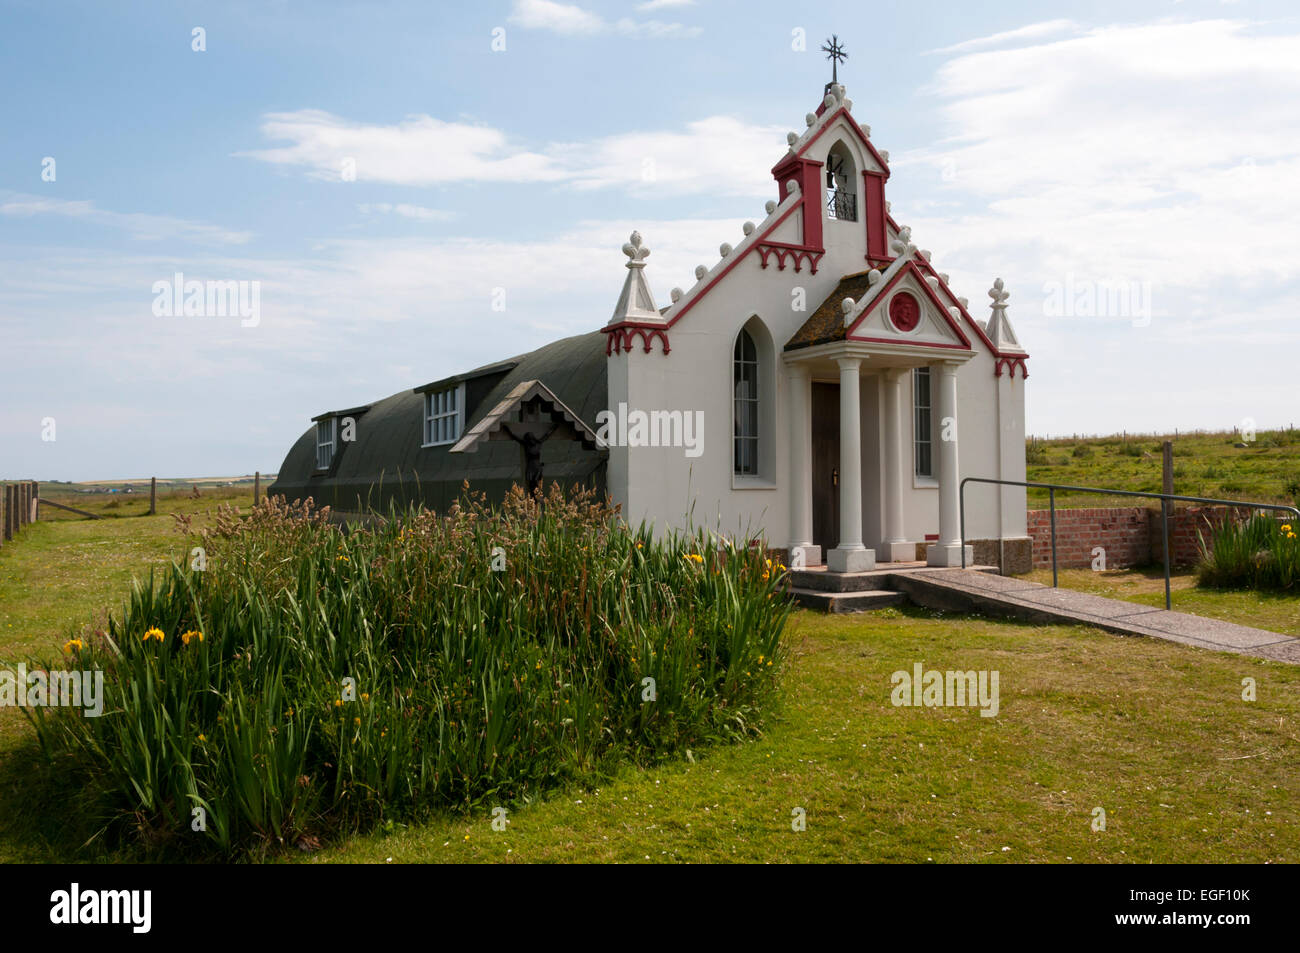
[[882, 215, 1031, 370], [844, 260, 972, 348], [912, 254, 1031, 365], [648, 188, 812, 334], [783, 105, 891, 179]]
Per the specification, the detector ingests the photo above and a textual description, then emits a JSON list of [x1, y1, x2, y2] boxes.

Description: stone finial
[[843, 97, 853, 112], [940, 272, 951, 284], [805, 112, 816, 127], [958, 296, 969, 309], [786, 179, 799, 195], [885, 200, 891, 212], [841, 297, 856, 314], [719, 242, 733, 257], [985, 277, 1025, 353], [889, 225, 914, 256], [925, 276, 940, 290], [694, 265, 708, 280], [867, 269, 882, 285], [609, 230, 660, 325], [919, 249, 932, 261], [622, 231, 650, 264], [880, 149, 890, 163], [787, 132, 799, 147], [670, 287, 683, 302], [863, 124, 872, 138], [742, 221, 755, 236], [764, 200, 777, 215]]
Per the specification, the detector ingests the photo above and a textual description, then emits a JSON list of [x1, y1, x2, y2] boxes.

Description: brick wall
[[1027, 505, 1258, 570]]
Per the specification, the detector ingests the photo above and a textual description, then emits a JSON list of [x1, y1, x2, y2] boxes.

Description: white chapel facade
[[602, 78, 1031, 572]]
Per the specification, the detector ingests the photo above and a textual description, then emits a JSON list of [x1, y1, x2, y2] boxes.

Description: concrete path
[[888, 569, 1300, 664]]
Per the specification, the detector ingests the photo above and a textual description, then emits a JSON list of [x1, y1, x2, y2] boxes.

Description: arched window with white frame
[[732, 317, 776, 484]]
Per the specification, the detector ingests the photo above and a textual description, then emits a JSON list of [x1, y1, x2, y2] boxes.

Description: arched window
[[734, 329, 759, 475], [825, 140, 858, 222]]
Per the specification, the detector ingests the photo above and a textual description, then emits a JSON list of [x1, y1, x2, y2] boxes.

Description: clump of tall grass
[[1196, 513, 1300, 591], [28, 485, 791, 858]]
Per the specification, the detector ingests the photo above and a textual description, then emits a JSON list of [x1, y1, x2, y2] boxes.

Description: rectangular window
[[424, 384, 463, 447], [315, 418, 337, 470], [913, 368, 933, 478]]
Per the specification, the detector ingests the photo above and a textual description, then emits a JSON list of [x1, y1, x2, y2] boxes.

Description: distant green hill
[[1024, 429, 1300, 509]]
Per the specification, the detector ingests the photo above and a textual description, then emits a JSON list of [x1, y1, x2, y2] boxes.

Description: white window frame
[[913, 367, 935, 481], [423, 382, 465, 447], [315, 417, 337, 470]]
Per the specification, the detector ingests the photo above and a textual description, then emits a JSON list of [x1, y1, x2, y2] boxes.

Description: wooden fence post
[[2, 485, 10, 541], [30, 481, 39, 523], [254, 471, 261, 506], [149, 477, 157, 516], [1162, 441, 1174, 498], [18, 482, 28, 530]]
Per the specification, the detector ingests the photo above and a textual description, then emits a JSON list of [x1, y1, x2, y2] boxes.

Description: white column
[[927, 361, 973, 567], [880, 368, 913, 562], [828, 357, 875, 573], [786, 363, 818, 567]]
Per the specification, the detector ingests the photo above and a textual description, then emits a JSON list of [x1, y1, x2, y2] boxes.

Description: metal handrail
[[959, 477, 1300, 609]]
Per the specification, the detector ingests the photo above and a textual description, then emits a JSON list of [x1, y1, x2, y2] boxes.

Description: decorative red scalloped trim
[[994, 357, 1028, 379], [604, 324, 671, 356], [757, 242, 825, 274]]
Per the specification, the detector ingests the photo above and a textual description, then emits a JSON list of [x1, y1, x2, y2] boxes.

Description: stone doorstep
[[787, 588, 909, 614], [789, 563, 999, 594]]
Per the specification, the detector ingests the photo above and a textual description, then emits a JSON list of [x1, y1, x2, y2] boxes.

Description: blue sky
[[3, 0, 1299, 480]]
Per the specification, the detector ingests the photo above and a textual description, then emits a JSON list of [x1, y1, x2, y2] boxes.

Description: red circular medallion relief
[[889, 292, 921, 332]]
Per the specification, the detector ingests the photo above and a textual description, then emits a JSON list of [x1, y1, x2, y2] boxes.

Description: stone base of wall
[[907, 538, 1031, 575]]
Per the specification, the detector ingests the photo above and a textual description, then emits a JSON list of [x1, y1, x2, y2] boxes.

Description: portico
[[784, 341, 973, 573]]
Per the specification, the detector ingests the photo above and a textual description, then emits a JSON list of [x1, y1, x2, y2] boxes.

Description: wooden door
[[811, 382, 840, 554]]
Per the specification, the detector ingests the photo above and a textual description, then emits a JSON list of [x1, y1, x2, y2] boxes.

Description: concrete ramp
[[889, 569, 1300, 664]]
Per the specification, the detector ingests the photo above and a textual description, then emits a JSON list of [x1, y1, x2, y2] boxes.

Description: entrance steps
[[786, 562, 1000, 613]]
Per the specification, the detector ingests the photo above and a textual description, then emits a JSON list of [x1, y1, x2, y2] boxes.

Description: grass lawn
[[1, 509, 1297, 863], [1025, 428, 1300, 509], [1022, 568, 1300, 638]]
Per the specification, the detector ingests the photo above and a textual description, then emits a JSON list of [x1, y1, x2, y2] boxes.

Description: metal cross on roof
[[821, 35, 847, 85]]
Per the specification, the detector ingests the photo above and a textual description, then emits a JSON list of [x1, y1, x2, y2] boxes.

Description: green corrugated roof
[[269, 330, 608, 513]]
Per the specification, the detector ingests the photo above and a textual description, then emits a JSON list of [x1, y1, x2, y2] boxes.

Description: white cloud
[[927, 19, 1079, 55], [507, 0, 700, 38], [636, 0, 695, 11], [356, 203, 455, 222], [0, 193, 252, 244], [242, 110, 783, 196], [508, 0, 604, 36], [239, 110, 565, 185], [891, 17, 1300, 433]]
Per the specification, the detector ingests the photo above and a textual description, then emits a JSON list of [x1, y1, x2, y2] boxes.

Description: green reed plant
[[1196, 513, 1300, 591], [27, 484, 792, 858]]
